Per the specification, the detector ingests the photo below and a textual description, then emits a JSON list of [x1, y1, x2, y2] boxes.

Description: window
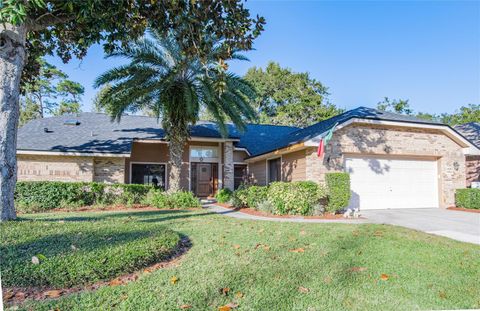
[[131, 163, 166, 189], [268, 158, 281, 183], [234, 164, 248, 190], [190, 147, 219, 159]]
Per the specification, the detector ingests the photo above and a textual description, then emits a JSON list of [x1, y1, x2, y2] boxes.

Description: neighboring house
[[17, 107, 479, 209], [454, 122, 480, 187]]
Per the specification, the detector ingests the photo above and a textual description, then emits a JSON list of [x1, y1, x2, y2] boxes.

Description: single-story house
[[16, 107, 479, 209], [454, 122, 480, 187]]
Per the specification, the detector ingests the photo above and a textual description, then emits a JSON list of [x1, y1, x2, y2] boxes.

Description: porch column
[[223, 141, 234, 190]]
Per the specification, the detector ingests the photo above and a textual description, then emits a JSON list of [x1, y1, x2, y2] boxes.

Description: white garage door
[[345, 156, 439, 210]]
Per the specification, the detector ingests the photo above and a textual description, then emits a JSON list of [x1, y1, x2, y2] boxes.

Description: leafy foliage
[[0, 215, 180, 288], [1, 0, 265, 87], [215, 188, 233, 203], [232, 182, 327, 216], [325, 173, 351, 212], [455, 189, 480, 209], [267, 181, 327, 215], [15, 181, 153, 212], [378, 98, 480, 126], [377, 97, 413, 115], [142, 189, 201, 209], [244, 62, 343, 127], [19, 58, 84, 126]]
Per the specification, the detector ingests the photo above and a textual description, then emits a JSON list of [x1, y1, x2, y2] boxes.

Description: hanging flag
[[317, 123, 338, 157]]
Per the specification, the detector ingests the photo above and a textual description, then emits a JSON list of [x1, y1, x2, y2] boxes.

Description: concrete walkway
[[207, 205, 480, 245]]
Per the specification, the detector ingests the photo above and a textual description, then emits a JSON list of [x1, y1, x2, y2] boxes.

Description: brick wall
[[465, 155, 480, 186], [305, 123, 465, 207], [93, 157, 125, 183], [17, 154, 94, 182]]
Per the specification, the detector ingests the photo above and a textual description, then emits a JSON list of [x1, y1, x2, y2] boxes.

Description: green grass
[[0, 212, 180, 288], [3, 209, 480, 310]]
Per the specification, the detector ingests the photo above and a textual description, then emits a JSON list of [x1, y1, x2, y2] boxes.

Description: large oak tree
[[0, 0, 265, 221]]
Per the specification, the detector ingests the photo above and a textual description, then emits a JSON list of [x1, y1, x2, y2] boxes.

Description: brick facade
[[93, 158, 125, 183], [17, 154, 94, 182], [304, 123, 465, 207], [465, 155, 480, 187]]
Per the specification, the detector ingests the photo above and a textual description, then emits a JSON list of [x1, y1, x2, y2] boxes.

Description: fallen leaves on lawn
[[233, 244, 241, 249], [298, 286, 310, 293], [44, 290, 62, 298], [109, 278, 124, 286], [219, 287, 230, 296], [31, 256, 40, 265], [254, 243, 270, 251], [234, 291, 244, 299], [349, 267, 368, 272], [373, 230, 384, 237], [3, 291, 14, 300], [218, 302, 238, 311], [323, 276, 332, 284], [289, 248, 305, 253], [380, 273, 389, 281], [170, 276, 179, 284], [300, 230, 306, 236], [180, 304, 193, 309], [438, 291, 447, 299]]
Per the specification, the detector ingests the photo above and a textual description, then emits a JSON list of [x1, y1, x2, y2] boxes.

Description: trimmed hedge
[[455, 189, 480, 209], [215, 188, 233, 203], [325, 172, 351, 212], [15, 181, 153, 213], [232, 182, 327, 216], [142, 189, 201, 209]]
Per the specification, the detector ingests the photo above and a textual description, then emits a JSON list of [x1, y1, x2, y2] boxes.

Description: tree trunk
[[0, 24, 27, 221], [167, 128, 187, 193]]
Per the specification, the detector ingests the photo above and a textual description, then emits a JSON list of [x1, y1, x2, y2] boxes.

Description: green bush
[[455, 189, 480, 209], [325, 173, 351, 212], [142, 189, 201, 209], [215, 188, 233, 203], [231, 182, 327, 216], [267, 181, 327, 216], [15, 181, 154, 213]]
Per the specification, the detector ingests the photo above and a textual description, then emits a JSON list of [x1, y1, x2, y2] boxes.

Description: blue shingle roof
[[17, 107, 452, 157], [454, 122, 480, 149]]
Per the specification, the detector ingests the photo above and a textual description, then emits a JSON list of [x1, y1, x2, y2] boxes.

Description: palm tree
[[94, 30, 256, 192]]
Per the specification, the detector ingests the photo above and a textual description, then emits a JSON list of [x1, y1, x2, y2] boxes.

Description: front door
[[191, 163, 218, 197]]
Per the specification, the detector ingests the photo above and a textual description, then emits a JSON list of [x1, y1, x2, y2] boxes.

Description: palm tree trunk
[[0, 23, 27, 221], [167, 128, 187, 193]]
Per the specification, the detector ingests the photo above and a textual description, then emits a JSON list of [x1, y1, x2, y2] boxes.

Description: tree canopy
[[19, 58, 83, 126], [94, 30, 257, 191], [377, 98, 479, 126], [243, 62, 343, 127]]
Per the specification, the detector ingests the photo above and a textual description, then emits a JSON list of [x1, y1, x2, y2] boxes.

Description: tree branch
[[25, 13, 75, 32]]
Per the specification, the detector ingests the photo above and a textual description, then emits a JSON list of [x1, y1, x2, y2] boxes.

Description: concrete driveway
[[361, 208, 480, 245]]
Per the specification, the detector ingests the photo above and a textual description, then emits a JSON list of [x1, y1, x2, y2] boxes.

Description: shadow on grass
[[19, 209, 218, 223]]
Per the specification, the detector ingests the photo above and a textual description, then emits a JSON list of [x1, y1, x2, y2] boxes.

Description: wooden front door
[[192, 163, 218, 197]]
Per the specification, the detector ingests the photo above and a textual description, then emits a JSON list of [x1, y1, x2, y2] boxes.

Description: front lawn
[[1, 211, 181, 288], [3, 209, 480, 310]]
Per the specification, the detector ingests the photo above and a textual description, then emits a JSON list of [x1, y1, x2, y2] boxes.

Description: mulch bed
[[215, 203, 347, 219], [447, 207, 480, 214], [2, 236, 191, 307]]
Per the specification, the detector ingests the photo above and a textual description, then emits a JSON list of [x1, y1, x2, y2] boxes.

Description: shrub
[[215, 188, 233, 203], [15, 181, 154, 213], [245, 185, 268, 209], [325, 173, 351, 212], [267, 181, 327, 216], [455, 189, 480, 209], [142, 189, 201, 209]]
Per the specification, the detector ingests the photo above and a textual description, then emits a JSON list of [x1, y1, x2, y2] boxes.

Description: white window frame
[[129, 161, 168, 189]]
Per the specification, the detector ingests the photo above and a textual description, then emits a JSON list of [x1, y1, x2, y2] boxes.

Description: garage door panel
[[346, 156, 439, 210]]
